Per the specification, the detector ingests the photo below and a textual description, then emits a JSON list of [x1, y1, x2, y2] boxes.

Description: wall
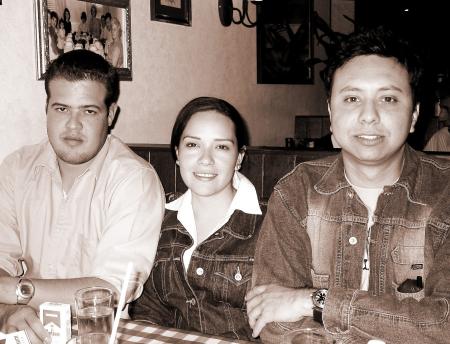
[[0, 0, 329, 162]]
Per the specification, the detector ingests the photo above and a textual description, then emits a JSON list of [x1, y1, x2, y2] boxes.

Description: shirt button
[[196, 267, 204, 276], [349, 237, 358, 245]]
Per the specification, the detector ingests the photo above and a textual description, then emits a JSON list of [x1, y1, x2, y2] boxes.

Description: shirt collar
[[166, 171, 261, 241]]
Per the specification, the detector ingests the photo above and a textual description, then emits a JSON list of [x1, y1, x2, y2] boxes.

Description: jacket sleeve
[[252, 184, 314, 343], [128, 271, 176, 327]]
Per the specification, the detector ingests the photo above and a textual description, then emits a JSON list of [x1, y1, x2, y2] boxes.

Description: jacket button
[[349, 237, 358, 245], [196, 267, 204, 276]]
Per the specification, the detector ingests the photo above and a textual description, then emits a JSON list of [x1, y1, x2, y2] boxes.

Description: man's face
[[91, 6, 97, 17], [46, 78, 115, 167], [329, 55, 418, 167]]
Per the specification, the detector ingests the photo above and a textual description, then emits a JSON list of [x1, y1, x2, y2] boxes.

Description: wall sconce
[[218, 0, 262, 27]]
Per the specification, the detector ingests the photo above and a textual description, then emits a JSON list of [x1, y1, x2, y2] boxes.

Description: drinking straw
[[108, 262, 133, 344]]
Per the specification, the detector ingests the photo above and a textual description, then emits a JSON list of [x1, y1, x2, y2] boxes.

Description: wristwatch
[[311, 288, 328, 324], [16, 278, 35, 305]]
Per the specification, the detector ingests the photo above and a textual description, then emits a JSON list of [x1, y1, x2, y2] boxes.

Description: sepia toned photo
[[34, 0, 132, 80]]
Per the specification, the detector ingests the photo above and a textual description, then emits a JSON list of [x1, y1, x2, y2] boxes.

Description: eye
[[54, 106, 68, 113], [382, 96, 397, 103], [85, 109, 98, 115], [344, 96, 359, 103], [185, 142, 198, 148], [216, 144, 230, 150]]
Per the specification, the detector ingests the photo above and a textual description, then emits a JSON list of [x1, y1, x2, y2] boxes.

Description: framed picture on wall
[[150, 0, 191, 26], [34, 0, 132, 80], [257, 0, 314, 84]]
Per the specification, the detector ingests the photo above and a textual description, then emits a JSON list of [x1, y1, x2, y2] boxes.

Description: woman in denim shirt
[[129, 97, 265, 341]]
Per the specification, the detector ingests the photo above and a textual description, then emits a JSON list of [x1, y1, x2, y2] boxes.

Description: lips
[[355, 134, 383, 145], [62, 134, 84, 146], [193, 172, 218, 180]]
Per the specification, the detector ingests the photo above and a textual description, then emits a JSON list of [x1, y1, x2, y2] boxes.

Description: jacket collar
[[314, 145, 425, 204]]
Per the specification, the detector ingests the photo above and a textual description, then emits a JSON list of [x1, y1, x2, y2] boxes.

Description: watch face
[[312, 289, 328, 309], [20, 283, 33, 296]]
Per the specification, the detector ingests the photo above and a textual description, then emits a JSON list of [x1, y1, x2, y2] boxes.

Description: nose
[[198, 147, 214, 166], [66, 110, 83, 130], [359, 100, 380, 125]]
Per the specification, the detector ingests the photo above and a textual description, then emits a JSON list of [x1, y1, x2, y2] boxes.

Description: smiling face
[[46, 78, 116, 169], [175, 110, 244, 200], [329, 55, 419, 169]]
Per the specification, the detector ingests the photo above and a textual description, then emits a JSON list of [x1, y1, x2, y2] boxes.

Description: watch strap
[[313, 307, 323, 325]]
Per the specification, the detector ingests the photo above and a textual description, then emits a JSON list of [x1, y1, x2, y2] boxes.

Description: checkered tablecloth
[[116, 319, 254, 344]]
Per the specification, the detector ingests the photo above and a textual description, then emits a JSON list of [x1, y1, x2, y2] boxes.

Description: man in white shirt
[[0, 50, 165, 342]]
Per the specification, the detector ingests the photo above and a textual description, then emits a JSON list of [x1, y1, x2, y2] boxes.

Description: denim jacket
[[129, 202, 266, 341], [253, 145, 450, 344]]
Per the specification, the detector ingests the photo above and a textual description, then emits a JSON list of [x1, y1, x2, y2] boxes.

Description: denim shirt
[[129, 202, 266, 341], [253, 145, 450, 344]]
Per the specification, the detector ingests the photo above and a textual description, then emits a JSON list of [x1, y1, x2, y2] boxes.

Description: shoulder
[[1, 140, 50, 172], [275, 153, 339, 191]]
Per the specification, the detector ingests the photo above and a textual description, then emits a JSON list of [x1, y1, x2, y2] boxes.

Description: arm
[[89, 167, 165, 303], [246, 186, 315, 341], [128, 275, 176, 327]]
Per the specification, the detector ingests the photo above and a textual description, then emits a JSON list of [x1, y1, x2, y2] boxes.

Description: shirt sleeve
[[90, 166, 165, 301], [0, 153, 23, 276]]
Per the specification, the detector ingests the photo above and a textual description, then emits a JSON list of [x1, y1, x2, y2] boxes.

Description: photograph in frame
[[150, 0, 191, 26], [34, 0, 132, 80]]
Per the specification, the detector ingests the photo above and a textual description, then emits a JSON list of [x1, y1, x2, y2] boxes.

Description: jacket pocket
[[391, 245, 424, 285], [212, 258, 253, 308]]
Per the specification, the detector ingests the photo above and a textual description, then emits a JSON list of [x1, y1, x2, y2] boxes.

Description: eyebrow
[[182, 135, 235, 143], [50, 102, 102, 110], [338, 85, 404, 93]]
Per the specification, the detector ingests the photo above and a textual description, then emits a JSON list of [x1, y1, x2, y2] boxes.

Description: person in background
[[88, 4, 101, 39], [101, 12, 112, 43], [424, 94, 450, 151], [62, 7, 71, 35], [48, 11, 59, 61], [0, 50, 165, 343], [106, 17, 123, 68], [78, 11, 88, 33], [56, 18, 66, 54], [129, 97, 266, 341], [246, 26, 450, 343]]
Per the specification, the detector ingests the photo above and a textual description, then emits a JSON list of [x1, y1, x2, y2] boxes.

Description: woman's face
[[111, 20, 120, 40], [64, 10, 70, 20], [176, 110, 244, 199]]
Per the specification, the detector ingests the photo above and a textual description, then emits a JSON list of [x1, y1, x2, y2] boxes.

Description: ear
[[175, 146, 180, 165], [107, 103, 118, 127], [409, 103, 420, 133], [236, 146, 246, 168]]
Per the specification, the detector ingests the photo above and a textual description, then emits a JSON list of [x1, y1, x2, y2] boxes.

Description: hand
[[245, 284, 314, 338], [0, 305, 51, 344]]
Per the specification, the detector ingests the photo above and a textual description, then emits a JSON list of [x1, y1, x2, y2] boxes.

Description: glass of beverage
[[75, 287, 114, 338], [283, 328, 328, 344], [70, 333, 110, 344]]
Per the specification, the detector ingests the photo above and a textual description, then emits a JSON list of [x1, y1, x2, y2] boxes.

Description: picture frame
[[34, 0, 132, 80], [257, 0, 314, 84], [150, 0, 191, 26]]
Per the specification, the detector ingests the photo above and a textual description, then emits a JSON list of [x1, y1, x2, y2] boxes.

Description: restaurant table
[[114, 319, 255, 344]]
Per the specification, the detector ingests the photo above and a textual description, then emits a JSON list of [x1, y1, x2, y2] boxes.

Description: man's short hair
[[323, 26, 423, 106], [44, 50, 119, 109]]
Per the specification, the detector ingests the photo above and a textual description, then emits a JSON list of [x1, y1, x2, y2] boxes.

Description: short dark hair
[[50, 11, 58, 21], [81, 11, 87, 21], [323, 26, 423, 106], [44, 50, 119, 109], [170, 97, 249, 160], [105, 12, 112, 20]]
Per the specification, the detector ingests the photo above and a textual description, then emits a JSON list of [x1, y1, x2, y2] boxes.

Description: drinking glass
[[283, 328, 328, 344], [72, 333, 109, 344], [75, 287, 114, 338]]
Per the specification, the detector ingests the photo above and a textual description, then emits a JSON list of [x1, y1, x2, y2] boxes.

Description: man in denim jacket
[[246, 27, 450, 343]]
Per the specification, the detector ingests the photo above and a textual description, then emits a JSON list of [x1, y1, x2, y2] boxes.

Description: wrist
[[0, 277, 20, 304]]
